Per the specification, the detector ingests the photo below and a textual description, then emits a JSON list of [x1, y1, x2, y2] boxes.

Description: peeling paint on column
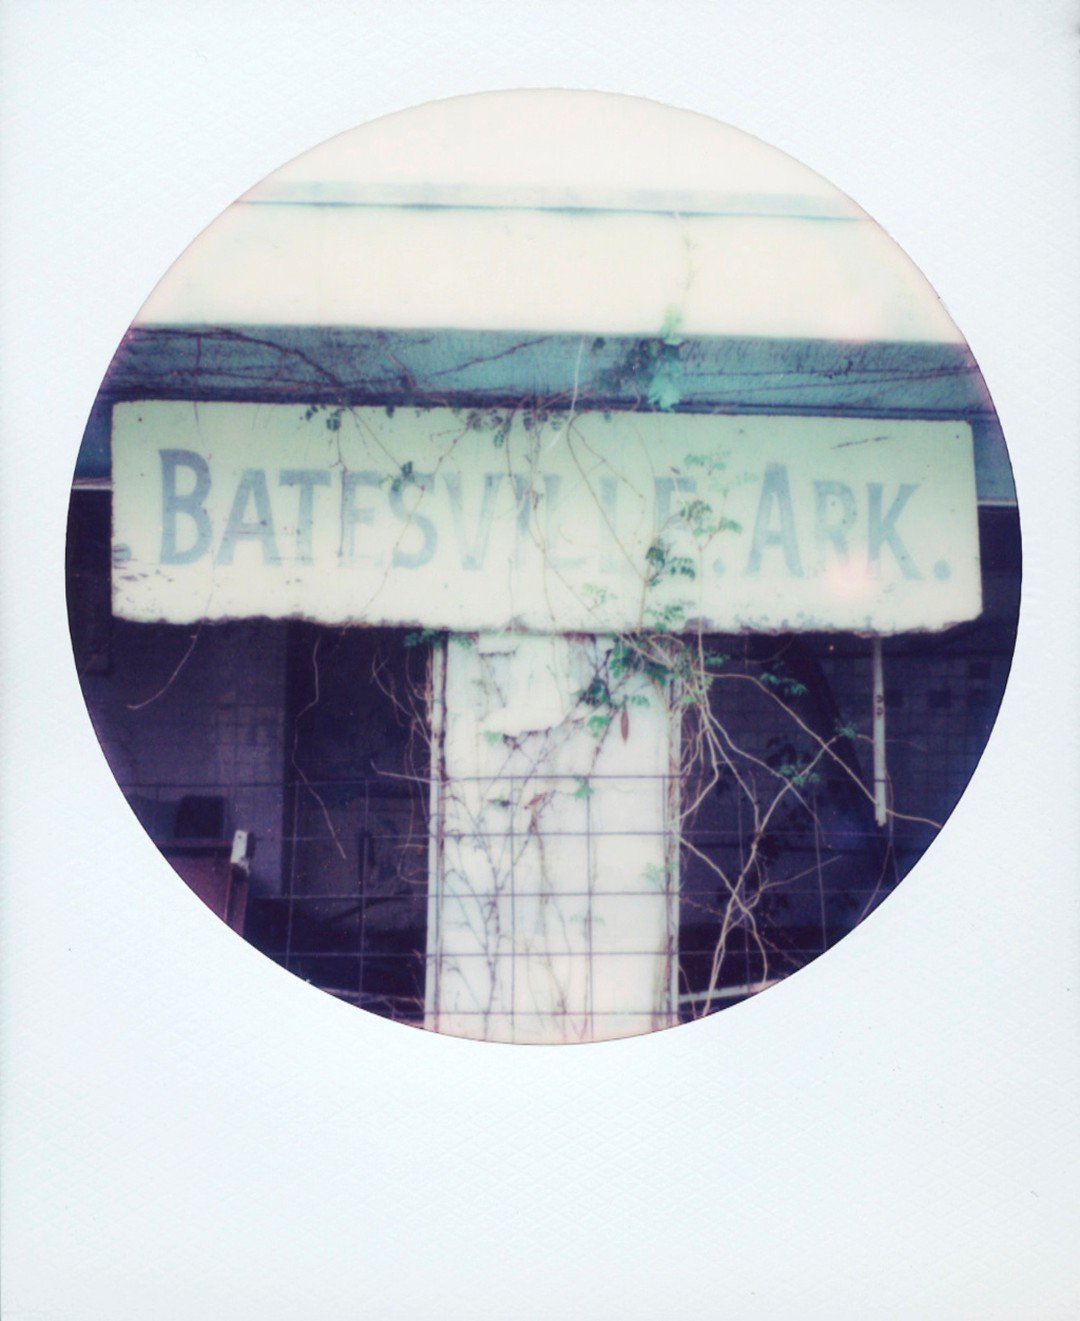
[[426, 634, 679, 1044]]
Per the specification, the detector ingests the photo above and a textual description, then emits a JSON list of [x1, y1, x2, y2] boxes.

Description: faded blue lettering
[[543, 474, 587, 573], [445, 472, 504, 571], [747, 463, 803, 577], [160, 449, 212, 565], [280, 470, 330, 564], [390, 473, 437, 569], [814, 480, 857, 563], [340, 471, 383, 565], [868, 482, 920, 579], [217, 469, 281, 565]]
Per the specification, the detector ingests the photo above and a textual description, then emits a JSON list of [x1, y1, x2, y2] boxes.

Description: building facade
[[66, 176, 1020, 1043]]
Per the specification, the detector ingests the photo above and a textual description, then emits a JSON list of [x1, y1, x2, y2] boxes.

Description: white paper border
[[3, 5, 1078, 1317]]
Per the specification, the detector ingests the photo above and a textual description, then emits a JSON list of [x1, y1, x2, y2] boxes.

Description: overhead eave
[[134, 192, 964, 346], [74, 326, 1015, 504]]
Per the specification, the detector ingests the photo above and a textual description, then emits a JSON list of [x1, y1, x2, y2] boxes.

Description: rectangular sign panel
[[111, 402, 981, 633]]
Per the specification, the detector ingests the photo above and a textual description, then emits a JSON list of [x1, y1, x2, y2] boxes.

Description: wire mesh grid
[[110, 614, 1014, 1030], [69, 475, 1020, 1037]]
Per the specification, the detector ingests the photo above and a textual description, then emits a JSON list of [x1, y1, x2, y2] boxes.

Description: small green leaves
[[643, 601, 688, 630], [581, 582, 613, 607], [760, 670, 808, 700], [596, 313, 685, 411], [645, 541, 667, 572], [389, 460, 416, 495], [578, 675, 611, 709], [684, 451, 727, 475], [659, 308, 684, 345], [610, 639, 670, 686], [644, 538, 696, 588], [301, 404, 344, 432], [647, 372, 682, 412], [464, 407, 514, 447], [777, 761, 822, 789], [403, 628, 439, 648]]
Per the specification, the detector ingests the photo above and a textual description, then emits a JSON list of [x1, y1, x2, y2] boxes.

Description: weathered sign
[[111, 402, 981, 633]]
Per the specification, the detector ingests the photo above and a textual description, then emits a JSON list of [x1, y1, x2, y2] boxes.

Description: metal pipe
[[872, 636, 888, 828]]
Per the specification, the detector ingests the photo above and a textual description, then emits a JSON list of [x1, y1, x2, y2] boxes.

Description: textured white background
[[2, 3, 1078, 1318]]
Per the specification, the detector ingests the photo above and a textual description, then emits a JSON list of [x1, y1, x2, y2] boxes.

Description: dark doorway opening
[[244, 626, 431, 1022], [677, 505, 1021, 1018]]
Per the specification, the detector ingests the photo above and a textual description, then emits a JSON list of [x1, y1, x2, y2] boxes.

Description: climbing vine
[[286, 319, 941, 1029], [113, 318, 945, 1034]]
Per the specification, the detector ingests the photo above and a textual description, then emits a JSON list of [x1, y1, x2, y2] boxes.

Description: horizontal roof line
[[245, 203, 861, 223], [239, 181, 865, 221]]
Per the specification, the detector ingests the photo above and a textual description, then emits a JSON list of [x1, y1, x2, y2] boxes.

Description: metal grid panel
[[83, 503, 1019, 1032], [112, 597, 1014, 1031]]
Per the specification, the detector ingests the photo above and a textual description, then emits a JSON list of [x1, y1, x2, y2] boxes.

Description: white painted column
[[426, 633, 679, 1044]]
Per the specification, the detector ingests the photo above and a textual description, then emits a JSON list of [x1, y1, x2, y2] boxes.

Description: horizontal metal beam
[[74, 325, 1016, 503]]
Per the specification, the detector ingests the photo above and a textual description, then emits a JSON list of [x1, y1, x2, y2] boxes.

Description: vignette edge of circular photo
[[65, 90, 1021, 1045]]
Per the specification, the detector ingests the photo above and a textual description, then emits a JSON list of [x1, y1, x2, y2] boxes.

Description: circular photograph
[[66, 91, 1020, 1044]]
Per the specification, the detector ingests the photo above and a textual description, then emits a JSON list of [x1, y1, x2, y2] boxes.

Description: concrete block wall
[[79, 619, 289, 897]]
